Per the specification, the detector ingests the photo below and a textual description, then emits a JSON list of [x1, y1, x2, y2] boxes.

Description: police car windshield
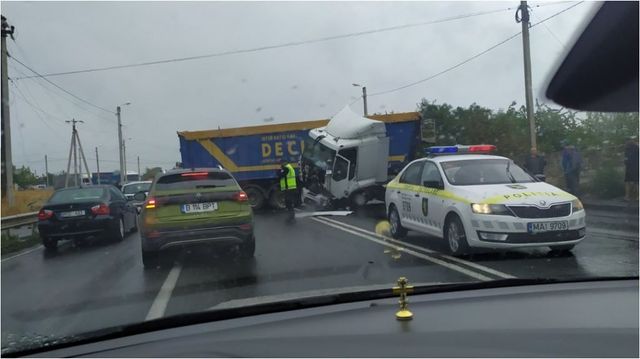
[[441, 159, 535, 185]]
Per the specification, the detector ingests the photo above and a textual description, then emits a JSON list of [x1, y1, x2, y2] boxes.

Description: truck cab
[[301, 107, 390, 207]]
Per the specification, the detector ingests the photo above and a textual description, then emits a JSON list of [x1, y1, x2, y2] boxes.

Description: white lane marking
[[1, 245, 43, 262], [145, 263, 182, 321], [312, 217, 493, 281], [319, 216, 515, 279]]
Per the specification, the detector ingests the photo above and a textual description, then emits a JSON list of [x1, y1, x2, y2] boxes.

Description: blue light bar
[[426, 146, 459, 154]]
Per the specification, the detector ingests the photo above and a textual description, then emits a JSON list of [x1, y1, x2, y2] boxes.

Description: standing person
[[278, 159, 298, 222], [523, 148, 547, 179], [562, 144, 582, 195], [624, 137, 639, 201]]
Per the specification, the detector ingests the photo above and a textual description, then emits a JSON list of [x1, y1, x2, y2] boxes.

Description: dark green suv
[[137, 168, 255, 269]]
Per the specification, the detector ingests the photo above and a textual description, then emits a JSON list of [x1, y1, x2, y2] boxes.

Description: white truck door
[[330, 154, 351, 199]]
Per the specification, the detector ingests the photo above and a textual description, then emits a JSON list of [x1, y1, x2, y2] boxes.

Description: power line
[[9, 55, 116, 116], [367, 1, 583, 98], [11, 3, 570, 80]]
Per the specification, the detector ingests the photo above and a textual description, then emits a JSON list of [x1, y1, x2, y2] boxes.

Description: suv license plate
[[60, 210, 85, 218], [181, 202, 218, 214], [527, 221, 568, 234]]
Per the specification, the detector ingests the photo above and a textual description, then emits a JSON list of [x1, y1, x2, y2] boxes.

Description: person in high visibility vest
[[278, 159, 298, 222]]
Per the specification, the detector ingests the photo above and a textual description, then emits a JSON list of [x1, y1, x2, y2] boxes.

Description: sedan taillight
[[145, 197, 157, 209], [233, 191, 248, 202], [91, 203, 110, 215], [38, 209, 53, 220]]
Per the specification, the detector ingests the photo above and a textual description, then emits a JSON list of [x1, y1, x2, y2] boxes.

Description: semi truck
[[178, 108, 422, 209]]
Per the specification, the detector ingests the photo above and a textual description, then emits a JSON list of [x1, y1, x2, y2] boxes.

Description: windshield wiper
[[195, 185, 217, 188]]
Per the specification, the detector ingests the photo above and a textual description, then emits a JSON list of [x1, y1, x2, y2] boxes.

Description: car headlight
[[571, 199, 584, 212], [471, 203, 512, 215]]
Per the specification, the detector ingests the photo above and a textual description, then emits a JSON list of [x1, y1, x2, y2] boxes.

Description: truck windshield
[[441, 159, 535, 185], [302, 137, 336, 169]]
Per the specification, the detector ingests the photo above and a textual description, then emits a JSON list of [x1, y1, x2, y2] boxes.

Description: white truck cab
[[303, 107, 390, 207]]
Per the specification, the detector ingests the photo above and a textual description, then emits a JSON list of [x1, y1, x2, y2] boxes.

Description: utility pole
[[137, 156, 141, 181], [117, 106, 124, 185], [95, 147, 100, 184], [44, 154, 49, 187], [362, 86, 368, 116], [123, 139, 127, 184], [517, 1, 537, 151], [1, 15, 15, 206], [64, 119, 90, 187]]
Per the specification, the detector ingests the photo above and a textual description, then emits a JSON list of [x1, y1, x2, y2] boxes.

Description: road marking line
[[145, 263, 182, 321], [319, 216, 515, 279], [1, 245, 43, 262], [312, 217, 493, 281]]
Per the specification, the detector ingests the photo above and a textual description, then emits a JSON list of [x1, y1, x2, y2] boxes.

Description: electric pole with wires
[[516, 1, 537, 151], [64, 119, 91, 188], [1, 15, 15, 205]]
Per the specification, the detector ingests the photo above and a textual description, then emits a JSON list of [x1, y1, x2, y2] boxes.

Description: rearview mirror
[[423, 180, 444, 190], [133, 191, 147, 201]]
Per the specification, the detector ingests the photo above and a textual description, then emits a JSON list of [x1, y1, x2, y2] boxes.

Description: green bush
[[589, 162, 625, 198]]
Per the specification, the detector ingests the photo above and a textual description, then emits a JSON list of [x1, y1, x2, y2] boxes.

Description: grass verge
[[1, 232, 41, 256], [1, 189, 53, 216]]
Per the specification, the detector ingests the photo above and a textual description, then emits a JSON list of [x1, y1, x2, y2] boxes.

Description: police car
[[385, 145, 586, 255]]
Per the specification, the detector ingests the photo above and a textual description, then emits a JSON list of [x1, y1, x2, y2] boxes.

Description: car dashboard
[[28, 279, 639, 357]]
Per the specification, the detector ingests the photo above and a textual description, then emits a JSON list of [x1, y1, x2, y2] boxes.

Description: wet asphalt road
[[1, 204, 638, 350]]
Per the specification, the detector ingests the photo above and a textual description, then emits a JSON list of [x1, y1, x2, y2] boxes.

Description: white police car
[[385, 145, 586, 255]]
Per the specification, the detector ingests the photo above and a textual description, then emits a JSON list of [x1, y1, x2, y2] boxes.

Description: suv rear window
[[48, 188, 107, 204], [154, 171, 237, 191]]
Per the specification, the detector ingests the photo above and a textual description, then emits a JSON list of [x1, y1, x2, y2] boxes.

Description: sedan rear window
[[122, 182, 152, 194], [154, 171, 237, 191], [48, 188, 108, 204]]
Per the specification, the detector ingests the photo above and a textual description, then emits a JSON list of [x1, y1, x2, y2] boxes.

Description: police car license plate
[[527, 221, 568, 233], [59, 210, 85, 218], [181, 202, 218, 214]]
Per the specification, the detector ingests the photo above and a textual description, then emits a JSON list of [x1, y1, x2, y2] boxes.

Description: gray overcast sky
[[2, 0, 599, 175]]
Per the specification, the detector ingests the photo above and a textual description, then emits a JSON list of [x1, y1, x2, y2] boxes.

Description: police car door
[[396, 161, 424, 230], [417, 161, 446, 236]]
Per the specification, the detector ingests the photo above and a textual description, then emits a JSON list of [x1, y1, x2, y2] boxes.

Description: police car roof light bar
[[426, 144, 496, 156]]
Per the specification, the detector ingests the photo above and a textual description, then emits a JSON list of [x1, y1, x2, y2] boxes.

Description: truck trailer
[[178, 109, 421, 209]]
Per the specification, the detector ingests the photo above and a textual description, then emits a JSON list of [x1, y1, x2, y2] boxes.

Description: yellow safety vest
[[280, 164, 297, 190]]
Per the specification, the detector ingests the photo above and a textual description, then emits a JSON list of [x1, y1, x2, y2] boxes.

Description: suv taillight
[[233, 191, 248, 202], [145, 197, 157, 209], [91, 203, 110, 215], [38, 209, 53, 220]]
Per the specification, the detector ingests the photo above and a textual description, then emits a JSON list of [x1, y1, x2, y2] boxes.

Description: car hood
[[451, 182, 576, 205]]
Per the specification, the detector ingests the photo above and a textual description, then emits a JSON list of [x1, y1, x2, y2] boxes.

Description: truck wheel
[[388, 205, 407, 238], [269, 190, 286, 209], [244, 185, 266, 210], [349, 191, 368, 209]]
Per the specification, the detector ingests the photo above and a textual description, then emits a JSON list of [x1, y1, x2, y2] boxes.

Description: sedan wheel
[[445, 216, 469, 256], [388, 206, 407, 238]]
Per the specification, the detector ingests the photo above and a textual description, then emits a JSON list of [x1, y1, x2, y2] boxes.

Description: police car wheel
[[445, 216, 469, 255], [388, 205, 407, 238]]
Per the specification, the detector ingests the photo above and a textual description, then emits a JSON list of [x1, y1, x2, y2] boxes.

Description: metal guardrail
[[1, 212, 38, 230]]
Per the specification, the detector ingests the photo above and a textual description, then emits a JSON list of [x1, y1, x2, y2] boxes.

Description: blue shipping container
[[178, 112, 421, 183]]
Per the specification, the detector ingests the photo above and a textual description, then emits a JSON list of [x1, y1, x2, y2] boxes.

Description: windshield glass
[[441, 159, 535, 185], [1, 1, 637, 355], [47, 188, 107, 204], [122, 182, 151, 195], [302, 137, 336, 170]]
